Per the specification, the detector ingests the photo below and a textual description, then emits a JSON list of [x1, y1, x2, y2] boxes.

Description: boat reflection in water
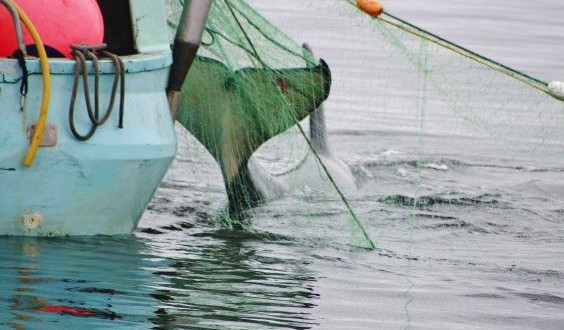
[[0, 230, 319, 329]]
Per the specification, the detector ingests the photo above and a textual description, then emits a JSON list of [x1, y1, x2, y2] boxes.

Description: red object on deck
[[0, 0, 104, 58], [40, 305, 96, 317]]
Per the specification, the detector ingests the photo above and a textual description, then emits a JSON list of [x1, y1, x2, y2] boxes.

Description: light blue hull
[[0, 52, 177, 236]]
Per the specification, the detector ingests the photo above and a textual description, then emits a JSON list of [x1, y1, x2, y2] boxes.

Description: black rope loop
[[100, 50, 126, 129], [14, 49, 28, 110], [69, 50, 96, 141], [68, 44, 125, 141]]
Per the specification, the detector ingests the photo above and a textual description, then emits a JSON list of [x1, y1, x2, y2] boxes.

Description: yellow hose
[[7, 0, 51, 167]]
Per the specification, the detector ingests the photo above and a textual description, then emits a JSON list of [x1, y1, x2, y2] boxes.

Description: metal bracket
[[28, 124, 58, 147]]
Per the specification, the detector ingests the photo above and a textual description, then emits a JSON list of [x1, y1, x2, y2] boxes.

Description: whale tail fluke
[[175, 51, 332, 215]]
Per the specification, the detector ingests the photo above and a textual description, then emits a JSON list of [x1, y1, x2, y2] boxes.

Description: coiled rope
[[69, 44, 125, 141]]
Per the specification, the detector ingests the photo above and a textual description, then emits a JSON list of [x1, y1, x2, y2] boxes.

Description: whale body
[[247, 105, 357, 202]]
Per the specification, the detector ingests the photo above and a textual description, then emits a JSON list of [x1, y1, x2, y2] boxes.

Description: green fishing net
[[166, 0, 564, 251], [166, 0, 374, 249]]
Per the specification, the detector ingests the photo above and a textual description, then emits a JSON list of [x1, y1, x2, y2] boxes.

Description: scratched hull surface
[[1, 0, 564, 329]]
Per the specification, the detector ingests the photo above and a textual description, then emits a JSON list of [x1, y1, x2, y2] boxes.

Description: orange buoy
[[0, 0, 104, 58], [357, 0, 384, 18]]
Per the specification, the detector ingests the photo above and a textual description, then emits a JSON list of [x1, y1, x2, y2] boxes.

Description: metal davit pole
[[167, 0, 213, 120]]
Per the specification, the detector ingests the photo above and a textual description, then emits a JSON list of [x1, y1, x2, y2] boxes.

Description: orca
[[176, 45, 355, 216]]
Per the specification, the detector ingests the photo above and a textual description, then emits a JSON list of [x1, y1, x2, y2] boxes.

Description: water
[[2, 1, 564, 329]]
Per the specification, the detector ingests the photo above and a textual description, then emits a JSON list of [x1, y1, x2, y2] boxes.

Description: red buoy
[[0, 0, 104, 58], [357, 0, 384, 18]]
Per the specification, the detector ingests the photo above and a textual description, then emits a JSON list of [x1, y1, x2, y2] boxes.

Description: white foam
[[423, 163, 449, 171]]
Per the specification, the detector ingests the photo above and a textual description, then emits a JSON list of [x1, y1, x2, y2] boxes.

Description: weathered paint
[[129, 0, 171, 53], [0, 51, 177, 236]]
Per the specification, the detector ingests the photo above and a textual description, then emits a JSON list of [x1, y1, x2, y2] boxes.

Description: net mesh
[[166, 0, 564, 250]]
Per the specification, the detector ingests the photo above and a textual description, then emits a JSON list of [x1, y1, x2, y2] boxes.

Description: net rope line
[[258, 145, 312, 178], [293, 121, 377, 250], [223, 0, 267, 68], [170, 0, 317, 67], [374, 17, 561, 151], [224, 0, 318, 67], [342, 0, 550, 95], [409, 39, 429, 258], [373, 18, 509, 140]]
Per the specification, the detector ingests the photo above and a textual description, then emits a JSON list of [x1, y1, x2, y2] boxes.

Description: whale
[[176, 45, 356, 216]]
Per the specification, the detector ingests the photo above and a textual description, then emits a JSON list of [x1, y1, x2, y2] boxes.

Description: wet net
[[166, 0, 564, 251]]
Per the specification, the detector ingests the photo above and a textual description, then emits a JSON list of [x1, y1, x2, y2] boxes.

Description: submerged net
[[166, 0, 564, 251]]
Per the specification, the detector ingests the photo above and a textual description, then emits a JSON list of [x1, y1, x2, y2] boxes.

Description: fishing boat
[[0, 0, 332, 236], [0, 0, 181, 236], [4, 0, 561, 237]]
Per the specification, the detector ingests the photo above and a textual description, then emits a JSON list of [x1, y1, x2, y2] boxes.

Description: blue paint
[[0, 51, 177, 236]]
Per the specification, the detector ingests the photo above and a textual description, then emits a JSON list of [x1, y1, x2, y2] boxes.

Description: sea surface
[[2, 0, 564, 329]]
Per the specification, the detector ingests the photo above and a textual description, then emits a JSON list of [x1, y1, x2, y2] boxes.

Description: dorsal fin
[[309, 104, 330, 156]]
